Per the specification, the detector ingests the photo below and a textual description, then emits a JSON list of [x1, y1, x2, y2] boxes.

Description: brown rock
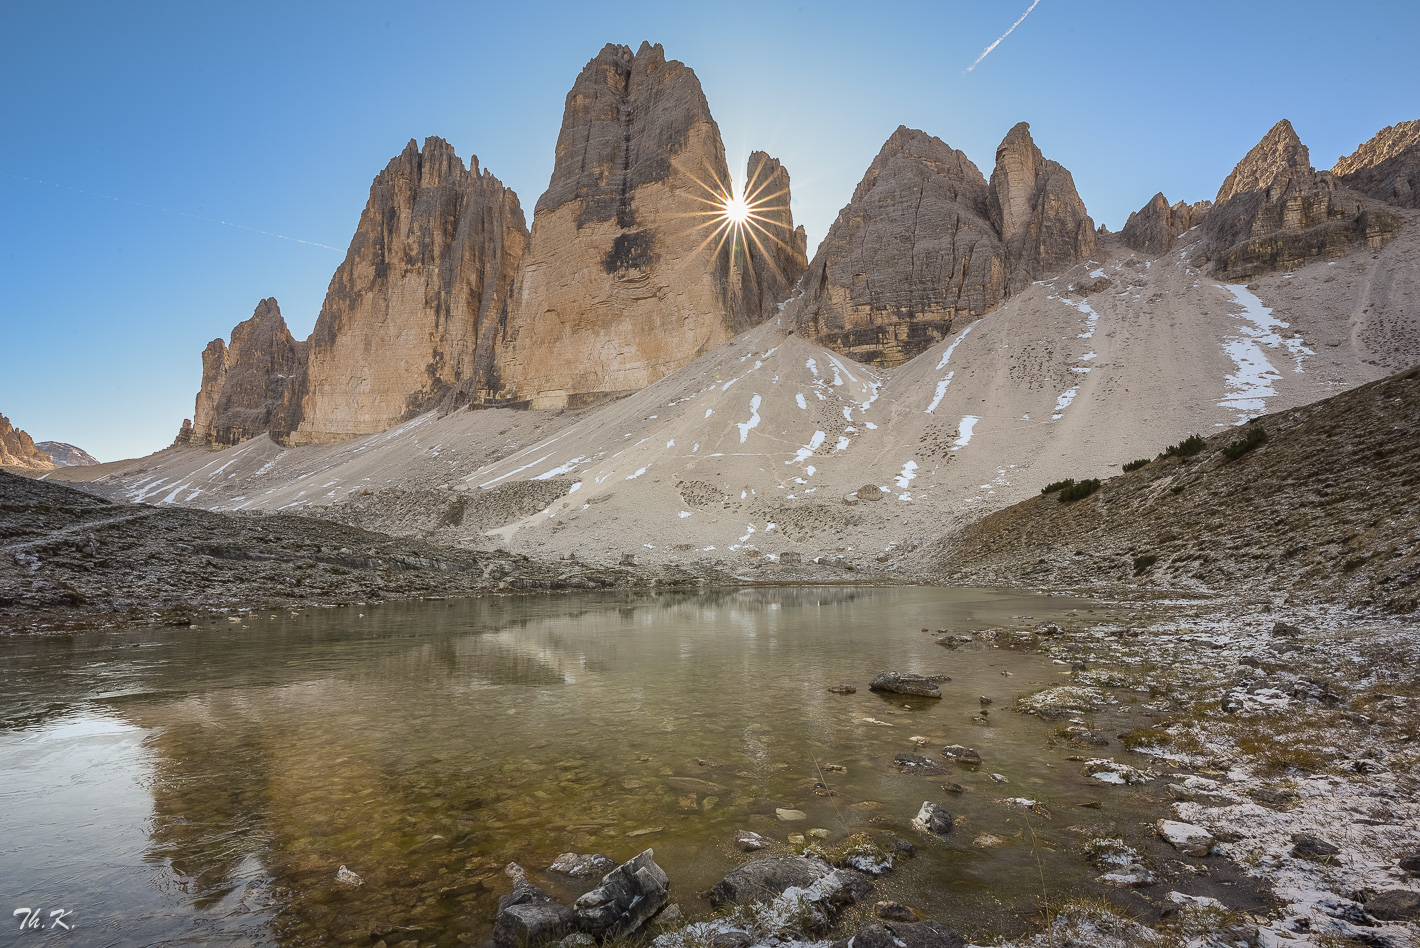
[[1332, 119, 1420, 209], [1120, 193, 1212, 254], [786, 126, 1005, 366], [190, 298, 307, 447], [988, 122, 1096, 294], [1202, 119, 1402, 279], [292, 138, 527, 441], [0, 413, 55, 470], [494, 42, 803, 409]]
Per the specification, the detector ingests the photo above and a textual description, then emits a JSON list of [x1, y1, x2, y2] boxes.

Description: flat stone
[[893, 753, 947, 776], [707, 855, 833, 906], [776, 808, 808, 821], [869, 672, 942, 698], [1291, 833, 1340, 861]]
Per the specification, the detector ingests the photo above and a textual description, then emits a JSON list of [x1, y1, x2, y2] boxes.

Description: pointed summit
[[495, 42, 803, 408], [1214, 119, 1313, 206], [988, 122, 1096, 293], [190, 298, 305, 447], [786, 125, 1005, 366], [1120, 192, 1211, 254]]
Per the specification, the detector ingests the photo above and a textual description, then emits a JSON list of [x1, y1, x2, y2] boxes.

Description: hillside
[[923, 365, 1420, 612], [0, 472, 718, 633]]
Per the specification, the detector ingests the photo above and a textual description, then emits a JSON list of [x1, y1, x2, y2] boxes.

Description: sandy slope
[[49, 211, 1420, 573]]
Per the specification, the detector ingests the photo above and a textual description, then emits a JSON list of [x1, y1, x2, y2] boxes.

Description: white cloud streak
[[966, 0, 1044, 73]]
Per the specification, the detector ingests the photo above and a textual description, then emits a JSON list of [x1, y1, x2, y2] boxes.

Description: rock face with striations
[[988, 122, 1096, 294], [189, 298, 307, 447], [1120, 193, 1212, 254], [291, 137, 528, 442], [1332, 119, 1420, 209], [0, 414, 56, 470], [786, 126, 1006, 366], [1202, 119, 1402, 279], [494, 42, 805, 409], [788, 122, 1094, 367]]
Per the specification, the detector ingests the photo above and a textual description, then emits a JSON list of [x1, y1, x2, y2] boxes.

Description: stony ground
[[0, 472, 727, 634]]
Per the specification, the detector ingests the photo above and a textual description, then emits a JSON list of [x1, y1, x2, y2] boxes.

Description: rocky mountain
[[35, 441, 98, 467], [988, 122, 1097, 293], [923, 364, 1420, 613], [786, 126, 1006, 366], [1201, 119, 1402, 278], [292, 138, 528, 442], [0, 414, 55, 471], [493, 42, 805, 409], [786, 123, 1094, 368], [1332, 119, 1420, 209], [1119, 193, 1212, 254], [185, 298, 306, 447]]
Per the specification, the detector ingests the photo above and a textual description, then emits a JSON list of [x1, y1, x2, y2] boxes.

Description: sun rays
[[674, 156, 798, 280]]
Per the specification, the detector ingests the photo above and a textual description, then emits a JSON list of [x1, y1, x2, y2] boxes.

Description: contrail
[[4, 171, 343, 251], [966, 0, 1044, 73]]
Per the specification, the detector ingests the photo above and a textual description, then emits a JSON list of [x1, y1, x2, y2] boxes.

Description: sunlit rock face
[[1332, 119, 1420, 209], [291, 137, 528, 442], [190, 298, 306, 448], [494, 42, 805, 410], [1201, 119, 1402, 280]]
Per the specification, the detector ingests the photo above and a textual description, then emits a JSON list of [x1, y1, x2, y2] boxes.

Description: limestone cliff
[[1203, 120, 1402, 279], [1120, 193, 1212, 254], [494, 42, 804, 408], [291, 137, 528, 441], [0, 413, 56, 471], [190, 298, 306, 447], [988, 122, 1096, 294], [787, 126, 1006, 366], [1332, 119, 1420, 209]]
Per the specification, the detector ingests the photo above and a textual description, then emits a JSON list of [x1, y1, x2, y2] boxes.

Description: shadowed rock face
[[1202, 119, 1402, 279], [190, 298, 306, 448], [1120, 193, 1212, 254], [494, 42, 804, 409], [988, 122, 1097, 294], [1332, 119, 1420, 209], [786, 126, 1006, 367], [292, 137, 528, 442]]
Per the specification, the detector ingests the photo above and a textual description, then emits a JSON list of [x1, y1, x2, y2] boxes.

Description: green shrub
[[1221, 424, 1267, 461], [1058, 478, 1101, 502], [1133, 553, 1159, 575], [1041, 478, 1076, 495], [1122, 458, 1150, 472], [1161, 434, 1206, 459]]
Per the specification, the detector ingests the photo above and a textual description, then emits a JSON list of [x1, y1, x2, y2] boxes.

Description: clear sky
[[3, 1, 1416, 461]]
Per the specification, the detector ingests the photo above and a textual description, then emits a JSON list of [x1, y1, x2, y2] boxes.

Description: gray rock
[[1399, 852, 1420, 875], [572, 848, 670, 938], [988, 123, 1096, 295], [706, 855, 833, 906], [1367, 889, 1420, 921], [1290, 833, 1340, 861], [827, 683, 857, 694], [893, 753, 947, 776], [735, 830, 771, 851], [869, 673, 942, 698], [335, 865, 364, 886], [548, 852, 616, 878], [495, 890, 576, 948], [941, 744, 982, 764], [913, 802, 953, 836], [874, 901, 921, 922]]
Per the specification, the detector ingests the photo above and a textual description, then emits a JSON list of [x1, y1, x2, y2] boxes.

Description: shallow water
[[0, 587, 1175, 946]]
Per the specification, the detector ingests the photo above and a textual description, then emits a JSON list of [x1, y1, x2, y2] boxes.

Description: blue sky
[[2, 1, 1416, 461]]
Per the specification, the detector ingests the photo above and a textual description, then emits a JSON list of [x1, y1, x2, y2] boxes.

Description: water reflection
[[1, 586, 1175, 947]]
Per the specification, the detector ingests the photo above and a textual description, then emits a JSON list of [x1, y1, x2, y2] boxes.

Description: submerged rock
[[893, 753, 946, 776], [735, 830, 770, 852], [912, 802, 953, 836], [573, 848, 670, 938], [827, 683, 858, 694], [869, 673, 942, 698], [874, 901, 920, 922], [335, 864, 364, 886]]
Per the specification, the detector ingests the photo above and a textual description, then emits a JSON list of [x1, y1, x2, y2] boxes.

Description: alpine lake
[[0, 586, 1260, 946]]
